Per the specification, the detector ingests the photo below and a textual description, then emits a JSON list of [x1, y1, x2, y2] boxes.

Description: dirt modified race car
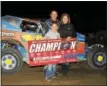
[[1, 15, 107, 74]]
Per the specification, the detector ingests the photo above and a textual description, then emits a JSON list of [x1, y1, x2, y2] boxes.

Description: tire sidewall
[[2, 48, 23, 74], [87, 47, 106, 69], [92, 51, 106, 68]]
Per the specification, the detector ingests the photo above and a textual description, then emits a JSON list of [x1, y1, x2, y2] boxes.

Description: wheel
[[86, 47, 106, 69], [1, 48, 23, 74]]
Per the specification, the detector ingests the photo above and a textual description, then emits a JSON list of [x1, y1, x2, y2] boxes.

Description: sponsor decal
[[1, 32, 15, 37]]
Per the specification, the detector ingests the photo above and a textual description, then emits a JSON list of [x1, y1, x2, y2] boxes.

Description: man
[[45, 10, 60, 30], [43, 22, 60, 81], [45, 10, 63, 76]]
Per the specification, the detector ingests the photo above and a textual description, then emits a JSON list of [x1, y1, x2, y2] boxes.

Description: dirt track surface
[[2, 62, 106, 85]]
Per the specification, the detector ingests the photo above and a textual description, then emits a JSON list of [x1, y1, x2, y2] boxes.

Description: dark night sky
[[1, 1, 106, 33]]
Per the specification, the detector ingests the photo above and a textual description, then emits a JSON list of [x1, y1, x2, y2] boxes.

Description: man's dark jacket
[[45, 19, 60, 30]]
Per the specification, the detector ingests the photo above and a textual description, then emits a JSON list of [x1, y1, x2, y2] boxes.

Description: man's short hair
[[51, 22, 58, 26], [50, 10, 58, 15]]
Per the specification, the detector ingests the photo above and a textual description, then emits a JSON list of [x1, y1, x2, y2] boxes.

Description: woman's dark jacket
[[58, 23, 77, 38]]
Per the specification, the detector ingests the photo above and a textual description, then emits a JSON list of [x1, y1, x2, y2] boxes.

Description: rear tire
[[86, 47, 106, 69], [2, 48, 23, 74]]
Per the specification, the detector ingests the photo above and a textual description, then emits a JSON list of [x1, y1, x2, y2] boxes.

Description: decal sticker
[[1, 32, 15, 37]]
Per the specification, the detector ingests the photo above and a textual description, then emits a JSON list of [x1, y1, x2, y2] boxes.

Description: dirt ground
[[2, 62, 106, 85]]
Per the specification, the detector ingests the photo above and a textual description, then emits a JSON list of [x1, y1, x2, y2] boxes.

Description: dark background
[[1, 1, 106, 33]]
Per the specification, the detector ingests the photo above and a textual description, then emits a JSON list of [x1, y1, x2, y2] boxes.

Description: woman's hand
[[66, 36, 72, 41]]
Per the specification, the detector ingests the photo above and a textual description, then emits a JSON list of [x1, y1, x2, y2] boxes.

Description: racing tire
[[86, 47, 107, 69], [1, 48, 23, 74]]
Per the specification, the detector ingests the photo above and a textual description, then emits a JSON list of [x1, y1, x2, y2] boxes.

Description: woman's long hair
[[60, 13, 71, 24]]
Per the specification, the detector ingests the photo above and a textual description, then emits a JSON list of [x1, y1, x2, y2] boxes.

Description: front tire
[[1, 48, 23, 74]]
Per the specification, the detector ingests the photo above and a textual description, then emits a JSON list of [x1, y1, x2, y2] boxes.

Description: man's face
[[50, 11, 58, 20], [51, 24, 58, 32]]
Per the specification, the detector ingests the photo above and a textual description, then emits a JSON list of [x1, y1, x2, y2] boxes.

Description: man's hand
[[43, 36, 50, 40]]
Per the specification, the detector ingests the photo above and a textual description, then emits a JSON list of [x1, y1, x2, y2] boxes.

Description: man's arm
[[57, 33, 61, 39], [45, 19, 51, 30], [43, 32, 50, 39]]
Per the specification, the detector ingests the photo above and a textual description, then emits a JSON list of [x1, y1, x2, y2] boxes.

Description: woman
[[58, 13, 77, 75], [58, 13, 76, 39]]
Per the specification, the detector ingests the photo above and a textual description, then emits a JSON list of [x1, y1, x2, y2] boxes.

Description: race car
[[1, 15, 107, 74]]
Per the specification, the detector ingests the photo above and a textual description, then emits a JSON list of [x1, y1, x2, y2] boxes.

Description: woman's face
[[62, 16, 69, 24]]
